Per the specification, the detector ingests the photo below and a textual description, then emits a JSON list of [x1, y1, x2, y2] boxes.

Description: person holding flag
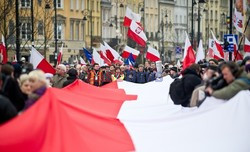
[[111, 67, 125, 82], [124, 53, 136, 83]]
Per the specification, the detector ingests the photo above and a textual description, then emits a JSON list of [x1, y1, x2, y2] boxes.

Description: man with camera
[[205, 61, 250, 100]]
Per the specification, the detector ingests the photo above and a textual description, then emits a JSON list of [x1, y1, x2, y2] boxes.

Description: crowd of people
[[0, 56, 250, 124]]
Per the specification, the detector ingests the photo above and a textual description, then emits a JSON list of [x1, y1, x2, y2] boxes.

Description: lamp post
[[197, 0, 206, 48], [138, 2, 145, 28], [191, 0, 195, 47], [229, 0, 233, 61], [83, 9, 92, 51], [53, 0, 58, 66], [15, 0, 20, 61], [31, 0, 34, 45]]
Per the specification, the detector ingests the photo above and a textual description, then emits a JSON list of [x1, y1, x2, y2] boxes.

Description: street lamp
[[82, 9, 93, 51], [197, 0, 206, 48], [138, 1, 145, 28], [15, 0, 20, 61], [53, 0, 58, 66]]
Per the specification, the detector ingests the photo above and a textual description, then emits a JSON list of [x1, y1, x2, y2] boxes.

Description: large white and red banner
[[1, 76, 250, 152], [123, 7, 141, 27], [30, 47, 56, 74], [127, 20, 147, 47]]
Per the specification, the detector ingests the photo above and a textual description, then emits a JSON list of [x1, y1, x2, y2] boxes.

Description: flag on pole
[[79, 56, 86, 65], [83, 48, 93, 63], [123, 7, 141, 27], [233, 8, 243, 33], [182, 32, 195, 70], [0, 35, 8, 63], [195, 40, 205, 63], [99, 43, 112, 65], [124, 53, 135, 68], [92, 48, 105, 66], [127, 20, 147, 47], [122, 45, 140, 59], [57, 43, 63, 65], [244, 37, 250, 52], [146, 46, 160, 62], [211, 30, 224, 60], [232, 35, 243, 61], [103, 41, 122, 63], [30, 47, 56, 74], [208, 39, 215, 58]]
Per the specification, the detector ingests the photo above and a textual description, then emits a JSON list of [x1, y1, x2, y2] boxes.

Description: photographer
[[206, 61, 250, 100]]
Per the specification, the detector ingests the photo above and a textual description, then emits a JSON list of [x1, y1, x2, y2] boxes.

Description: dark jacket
[[79, 71, 89, 83], [136, 71, 148, 83], [52, 74, 67, 88], [147, 71, 157, 82], [63, 76, 77, 87], [169, 68, 202, 107], [124, 69, 137, 82], [0, 95, 17, 124], [2, 76, 26, 112]]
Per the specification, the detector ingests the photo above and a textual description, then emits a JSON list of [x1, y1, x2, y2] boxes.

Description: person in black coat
[[0, 95, 17, 124], [169, 64, 202, 107], [63, 68, 78, 87], [124, 67, 137, 83]]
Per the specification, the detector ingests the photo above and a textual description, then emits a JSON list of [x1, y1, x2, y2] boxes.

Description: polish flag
[[244, 37, 250, 52], [57, 43, 63, 65], [122, 45, 140, 59], [146, 46, 160, 62], [127, 20, 147, 47], [195, 40, 205, 63], [92, 48, 106, 66], [99, 43, 112, 65], [232, 36, 243, 61], [0, 35, 8, 63], [233, 8, 243, 33], [182, 32, 195, 70], [211, 30, 224, 60], [79, 56, 86, 65], [0, 76, 250, 152], [30, 47, 56, 74], [123, 7, 141, 27], [208, 39, 215, 58], [103, 41, 122, 64]]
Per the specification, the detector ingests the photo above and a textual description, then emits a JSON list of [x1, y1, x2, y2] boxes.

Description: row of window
[[21, 0, 63, 8]]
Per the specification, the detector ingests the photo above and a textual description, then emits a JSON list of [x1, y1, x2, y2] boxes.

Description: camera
[[206, 74, 227, 91]]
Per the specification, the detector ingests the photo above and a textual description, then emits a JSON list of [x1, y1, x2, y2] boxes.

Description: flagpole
[[229, 0, 233, 61], [234, 16, 250, 62]]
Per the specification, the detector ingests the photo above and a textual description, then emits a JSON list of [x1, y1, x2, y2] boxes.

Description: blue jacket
[[147, 71, 157, 82], [136, 71, 148, 83], [125, 69, 137, 82]]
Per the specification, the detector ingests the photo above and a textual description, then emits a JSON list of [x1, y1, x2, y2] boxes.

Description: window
[[76, 0, 79, 10], [57, 23, 63, 40], [180, 16, 182, 24], [37, 0, 42, 6], [21, 22, 32, 40], [57, 0, 63, 8], [91, 1, 94, 10], [184, 16, 186, 24], [38, 21, 44, 35], [81, 0, 84, 10], [76, 22, 79, 40], [81, 22, 84, 40], [70, 0, 74, 10], [215, 11, 218, 20], [176, 15, 178, 23], [97, 21, 99, 36], [21, 0, 31, 8], [70, 21, 74, 40]]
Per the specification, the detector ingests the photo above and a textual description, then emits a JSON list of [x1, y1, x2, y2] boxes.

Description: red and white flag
[[211, 30, 224, 60], [195, 40, 205, 63], [182, 32, 195, 70], [92, 48, 106, 66], [79, 56, 86, 65], [244, 37, 250, 53], [146, 46, 160, 62], [123, 7, 141, 27], [122, 45, 140, 59], [0, 35, 8, 63], [233, 8, 243, 33], [99, 43, 112, 65], [57, 43, 63, 65], [208, 39, 215, 58], [103, 41, 122, 64], [127, 20, 147, 47], [232, 36, 243, 61], [30, 47, 56, 74]]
